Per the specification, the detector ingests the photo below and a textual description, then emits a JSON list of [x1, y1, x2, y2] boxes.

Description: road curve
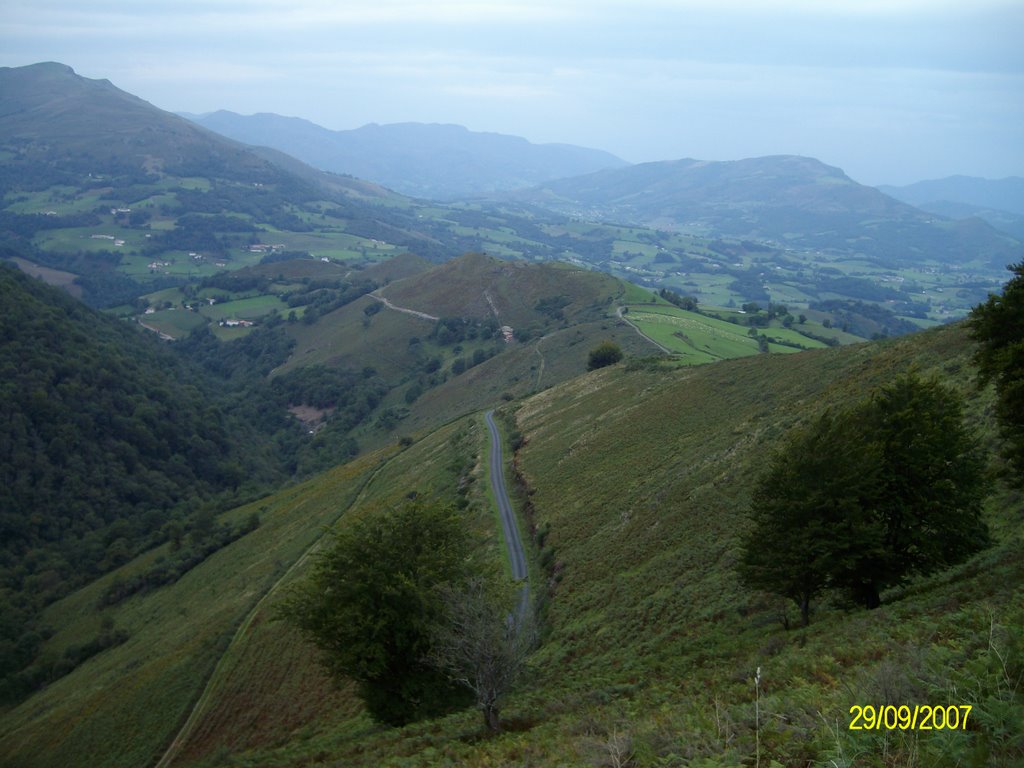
[[616, 305, 673, 355], [484, 410, 529, 617]]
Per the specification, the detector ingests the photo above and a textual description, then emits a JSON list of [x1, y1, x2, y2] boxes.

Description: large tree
[[833, 374, 990, 608], [740, 373, 989, 623], [969, 260, 1024, 482], [279, 500, 475, 725], [740, 410, 880, 626]]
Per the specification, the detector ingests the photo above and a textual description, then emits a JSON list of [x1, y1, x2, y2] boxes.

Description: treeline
[[658, 288, 698, 310]]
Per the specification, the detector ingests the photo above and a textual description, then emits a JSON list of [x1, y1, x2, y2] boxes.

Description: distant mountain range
[[183, 111, 629, 200], [1, 61, 1018, 324], [504, 155, 1023, 267], [879, 176, 1024, 241]]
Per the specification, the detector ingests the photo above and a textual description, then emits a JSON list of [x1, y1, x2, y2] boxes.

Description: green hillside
[[3, 318, 1019, 768], [1, 61, 1021, 768], [0, 265, 287, 658]]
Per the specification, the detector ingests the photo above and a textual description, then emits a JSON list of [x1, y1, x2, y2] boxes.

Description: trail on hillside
[[533, 341, 546, 390], [153, 457, 393, 768], [368, 291, 439, 321], [158, 417, 525, 766], [484, 410, 529, 619]]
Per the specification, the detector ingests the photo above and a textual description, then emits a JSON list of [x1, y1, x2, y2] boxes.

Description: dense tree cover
[[0, 265, 290, 701], [970, 261, 1024, 482], [534, 295, 572, 322], [431, 316, 501, 346], [587, 340, 624, 371], [809, 299, 920, 338], [0, 271, 387, 698], [740, 373, 989, 625], [177, 327, 378, 475], [279, 500, 476, 725]]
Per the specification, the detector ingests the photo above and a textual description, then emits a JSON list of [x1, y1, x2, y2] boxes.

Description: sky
[[2, 0, 1022, 186]]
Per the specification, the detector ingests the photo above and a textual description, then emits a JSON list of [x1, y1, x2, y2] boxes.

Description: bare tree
[[428, 577, 536, 732]]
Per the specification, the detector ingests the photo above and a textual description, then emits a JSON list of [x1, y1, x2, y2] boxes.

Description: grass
[[0, 449, 392, 768], [197, 295, 288, 322], [139, 308, 207, 338], [3, 322, 1021, 768]]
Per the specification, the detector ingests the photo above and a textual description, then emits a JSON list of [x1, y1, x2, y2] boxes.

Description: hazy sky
[[2, 0, 1022, 185]]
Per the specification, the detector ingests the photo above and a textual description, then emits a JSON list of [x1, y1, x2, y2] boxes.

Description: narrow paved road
[[484, 410, 530, 618], [616, 305, 673, 354]]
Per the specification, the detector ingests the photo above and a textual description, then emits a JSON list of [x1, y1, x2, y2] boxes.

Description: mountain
[[1, 63, 1010, 327], [2, 316, 1020, 767], [186, 111, 629, 199], [879, 175, 1024, 216], [0, 63, 390, 200], [508, 155, 1024, 268], [879, 176, 1024, 240], [0, 62, 461, 308]]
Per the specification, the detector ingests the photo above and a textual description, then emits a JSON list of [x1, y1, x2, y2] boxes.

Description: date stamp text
[[849, 705, 972, 731]]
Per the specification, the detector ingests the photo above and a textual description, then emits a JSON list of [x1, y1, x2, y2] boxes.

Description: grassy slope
[[0, 415, 502, 768], [4, 324, 1020, 768], [0, 450, 391, 768], [505, 324, 1021, 766], [174, 323, 1019, 768], [231, 324, 1019, 766], [367, 318, 661, 453], [277, 252, 661, 451]]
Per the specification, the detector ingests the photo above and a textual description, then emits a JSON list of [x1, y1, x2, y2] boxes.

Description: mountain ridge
[[879, 175, 1024, 240], [505, 154, 1023, 267], [879, 175, 1024, 217], [186, 110, 630, 199]]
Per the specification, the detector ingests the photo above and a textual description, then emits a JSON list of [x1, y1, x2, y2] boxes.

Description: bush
[[587, 341, 623, 371]]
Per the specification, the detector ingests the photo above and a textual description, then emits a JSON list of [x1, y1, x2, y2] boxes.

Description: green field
[[138, 308, 207, 338], [623, 304, 829, 364], [198, 295, 289, 322]]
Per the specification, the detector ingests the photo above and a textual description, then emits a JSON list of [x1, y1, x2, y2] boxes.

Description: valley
[[1, 60, 1022, 768]]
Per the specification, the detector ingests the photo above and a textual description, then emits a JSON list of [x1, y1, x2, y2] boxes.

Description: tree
[[832, 374, 990, 608], [428, 578, 536, 732], [279, 500, 475, 725], [740, 373, 989, 623], [588, 340, 623, 371], [740, 411, 880, 626], [969, 261, 1024, 482]]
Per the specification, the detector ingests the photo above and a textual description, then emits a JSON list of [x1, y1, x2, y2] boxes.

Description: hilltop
[[185, 112, 629, 200]]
